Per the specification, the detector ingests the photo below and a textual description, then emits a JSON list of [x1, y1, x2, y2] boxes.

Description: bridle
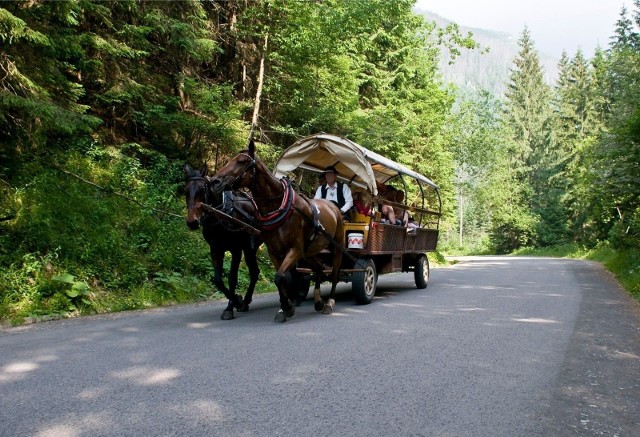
[[186, 175, 210, 206], [186, 176, 248, 230], [225, 153, 257, 193]]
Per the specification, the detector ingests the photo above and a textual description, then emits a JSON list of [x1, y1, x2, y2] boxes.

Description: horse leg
[[272, 250, 301, 323], [304, 258, 326, 312], [211, 249, 240, 320], [313, 270, 324, 312], [228, 249, 244, 311], [239, 247, 260, 312], [322, 256, 340, 315], [323, 221, 344, 315], [292, 270, 310, 307], [273, 273, 295, 323]]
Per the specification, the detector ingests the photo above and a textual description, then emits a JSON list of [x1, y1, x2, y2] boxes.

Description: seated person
[[314, 165, 353, 221], [393, 190, 409, 226], [380, 186, 409, 226], [380, 185, 398, 224], [317, 172, 326, 187], [353, 191, 373, 219]]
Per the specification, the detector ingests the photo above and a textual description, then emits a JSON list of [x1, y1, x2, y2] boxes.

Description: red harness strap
[[254, 178, 296, 231]]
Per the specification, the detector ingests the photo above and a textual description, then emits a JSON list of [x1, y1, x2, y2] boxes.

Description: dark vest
[[320, 182, 345, 208]]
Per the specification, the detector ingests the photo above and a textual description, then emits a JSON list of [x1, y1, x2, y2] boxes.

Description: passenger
[[353, 191, 373, 217], [317, 172, 326, 187], [311, 172, 326, 197], [380, 185, 397, 224], [393, 190, 409, 226], [314, 165, 353, 221]]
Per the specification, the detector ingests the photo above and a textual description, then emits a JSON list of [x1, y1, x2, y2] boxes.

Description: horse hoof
[[237, 303, 249, 312], [322, 305, 333, 315], [233, 294, 244, 309], [314, 301, 324, 312], [274, 310, 288, 323], [221, 310, 235, 320]]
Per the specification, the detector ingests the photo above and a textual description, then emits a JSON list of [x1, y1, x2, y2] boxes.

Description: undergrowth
[[0, 144, 275, 326]]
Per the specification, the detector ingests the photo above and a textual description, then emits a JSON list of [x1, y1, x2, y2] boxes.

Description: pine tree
[[591, 2, 640, 248], [499, 27, 558, 248], [0, 3, 100, 172], [610, 5, 639, 51], [553, 48, 609, 242]]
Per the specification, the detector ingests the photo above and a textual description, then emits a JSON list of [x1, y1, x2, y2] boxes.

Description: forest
[[1, 0, 638, 324]]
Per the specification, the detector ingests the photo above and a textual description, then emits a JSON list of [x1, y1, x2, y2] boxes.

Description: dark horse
[[210, 140, 344, 323], [183, 164, 262, 320]]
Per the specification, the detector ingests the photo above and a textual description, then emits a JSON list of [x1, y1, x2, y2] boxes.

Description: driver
[[314, 165, 353, 220]]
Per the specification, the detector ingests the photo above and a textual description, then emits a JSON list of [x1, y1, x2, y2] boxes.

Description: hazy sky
[[415, 0, 628, 58]]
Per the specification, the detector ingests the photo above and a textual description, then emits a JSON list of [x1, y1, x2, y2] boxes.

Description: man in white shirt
[[314, 165, 353, 220]]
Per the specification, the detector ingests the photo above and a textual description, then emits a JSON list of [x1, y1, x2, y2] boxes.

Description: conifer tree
[[553, 49, 607, 241], [610, 5, 639, 51], [498, 27, 557, 249], [591, 3, 640, 247]]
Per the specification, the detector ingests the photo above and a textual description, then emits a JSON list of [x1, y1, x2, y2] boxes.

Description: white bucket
[[348, 232, 364, 249]]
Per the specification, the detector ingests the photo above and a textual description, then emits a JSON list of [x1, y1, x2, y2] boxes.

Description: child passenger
[[353, 191, 372, 217]]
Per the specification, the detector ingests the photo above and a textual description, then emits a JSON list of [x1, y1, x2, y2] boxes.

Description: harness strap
[[295, 199, 358, 263], [254, 178, 296, 231], [305, 203, 324, 252]]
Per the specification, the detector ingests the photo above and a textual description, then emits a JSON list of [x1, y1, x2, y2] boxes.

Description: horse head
[[183, 163, 210, 230], [210, 139, 258, 194]]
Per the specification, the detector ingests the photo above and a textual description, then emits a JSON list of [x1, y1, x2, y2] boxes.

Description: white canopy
[[273, 133, 439, 196]]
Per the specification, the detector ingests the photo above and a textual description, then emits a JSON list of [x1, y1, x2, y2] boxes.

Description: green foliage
[[493, 27, 556, 250], [0, 148, 211, 323], [591, 245, 640, 297], [0, 0, 478, 325], [2, 0, 639, 324]]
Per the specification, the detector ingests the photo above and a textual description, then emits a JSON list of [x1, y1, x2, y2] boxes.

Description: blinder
[[186, 176, 211, 207], [216, 153, 257, 193]]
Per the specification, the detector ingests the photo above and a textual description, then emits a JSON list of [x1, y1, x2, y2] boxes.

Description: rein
[[295, 197, 358, 263], [187, 176, 252, 231], [229, 153, 257, 192]]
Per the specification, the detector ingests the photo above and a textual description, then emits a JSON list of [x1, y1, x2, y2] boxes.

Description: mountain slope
[[420, 11, 558, 95]]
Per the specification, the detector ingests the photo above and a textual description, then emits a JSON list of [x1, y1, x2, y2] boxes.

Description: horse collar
[[255, 178, 296, 231]]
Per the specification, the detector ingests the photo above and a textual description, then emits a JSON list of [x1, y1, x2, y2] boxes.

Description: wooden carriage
[[273, 133, 442, 304]]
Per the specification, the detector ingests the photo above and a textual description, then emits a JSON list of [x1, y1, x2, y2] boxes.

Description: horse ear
[[184, 163, 191, 174], [248, 139, 255, 158], [199, 165, 208, 177]]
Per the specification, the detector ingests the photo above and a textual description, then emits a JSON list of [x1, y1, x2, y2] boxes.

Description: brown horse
[[183, 164, 262, 320], [210, 140, 344, 323]]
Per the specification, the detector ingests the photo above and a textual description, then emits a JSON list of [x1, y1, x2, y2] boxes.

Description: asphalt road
[[1, 256, 639, 436]]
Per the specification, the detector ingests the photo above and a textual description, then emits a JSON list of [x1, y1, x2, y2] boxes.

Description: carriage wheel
[[353, 258, 377, 305], [414, 254, 429, 289]]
